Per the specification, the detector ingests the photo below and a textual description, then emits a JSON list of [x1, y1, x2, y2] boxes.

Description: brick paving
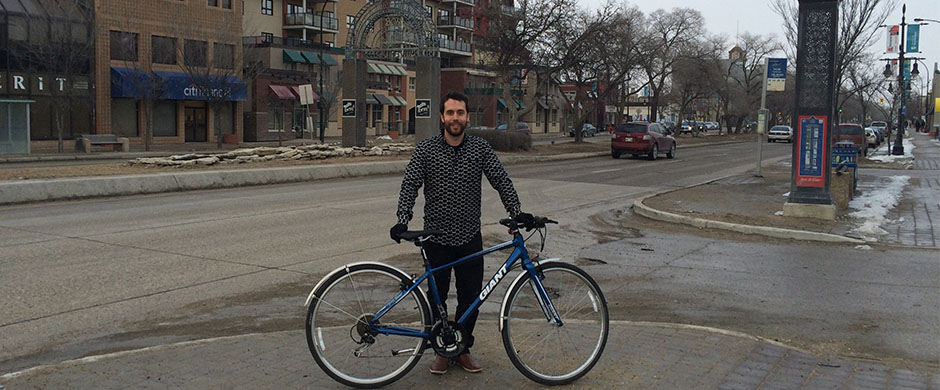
[[2, 322, 937, 390]]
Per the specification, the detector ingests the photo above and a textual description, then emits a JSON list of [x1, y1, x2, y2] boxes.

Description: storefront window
[[153, 100, 177, 136], [70, 98, 90, 137], [29, 97, 53, 139], [268, 109, 283, 131], [111, 98, 139, 137], [218, 102, 235, 134]]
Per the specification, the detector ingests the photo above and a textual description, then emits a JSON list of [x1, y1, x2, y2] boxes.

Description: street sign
[[757, 109, 769, 134], [341, 99, 356, 118], [795, 115, 828, 188], [298, 84, 315, 105], [906, 24, 920, 53], [766, 58, 787, 91], [415, 99, 431, 118]]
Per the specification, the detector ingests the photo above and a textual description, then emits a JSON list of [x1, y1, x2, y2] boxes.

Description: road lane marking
[[591, 168, 623, 174]]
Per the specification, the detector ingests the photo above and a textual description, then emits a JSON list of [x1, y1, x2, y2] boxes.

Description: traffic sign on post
[[766, 58, 787, 91]]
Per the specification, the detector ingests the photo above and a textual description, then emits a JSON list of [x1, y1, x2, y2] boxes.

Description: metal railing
[[438, 15, 473, 29], [243, 35, 338, 53], [441, 0, 474, 5], [438, 37, 471, 53], [285, 13, 339, 31]]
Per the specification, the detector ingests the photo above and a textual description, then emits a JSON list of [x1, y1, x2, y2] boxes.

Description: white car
[[767, 125, 793, 143], [864, 127, 878, 147]]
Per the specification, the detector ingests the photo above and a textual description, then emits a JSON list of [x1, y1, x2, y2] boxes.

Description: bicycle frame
[[368, 232, 562, 339]]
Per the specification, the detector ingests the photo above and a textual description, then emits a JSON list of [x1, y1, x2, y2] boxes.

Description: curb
[[632, 193, 866, 244], [0, 138, 753, 206]]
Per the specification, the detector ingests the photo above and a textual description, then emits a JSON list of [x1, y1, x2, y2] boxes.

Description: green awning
[[395, 96, 408, 106], [390, 65, 407, 76], [514, 100, 526, 110], [497, 98, 507, 109], [321, 55, 338, 66], [283, 49, 305, 63], [300, 51, 321, 64], [377, 64, 394, 75], [368, 63, 381, 74]]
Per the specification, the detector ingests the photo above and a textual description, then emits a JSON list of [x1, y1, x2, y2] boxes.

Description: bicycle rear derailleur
[[429, 321, 466, 358]]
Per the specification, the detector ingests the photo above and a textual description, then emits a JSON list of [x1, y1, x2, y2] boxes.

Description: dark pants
[[424, 232, 483, 354]]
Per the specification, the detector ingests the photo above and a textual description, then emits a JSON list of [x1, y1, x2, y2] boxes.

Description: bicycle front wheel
[[306, 263, 431, 388], [501, 262, 609, 385]]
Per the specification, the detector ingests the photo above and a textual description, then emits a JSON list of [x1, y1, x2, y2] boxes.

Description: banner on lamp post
[[906, 24, 920, 53], [766, 58, 787, 91]]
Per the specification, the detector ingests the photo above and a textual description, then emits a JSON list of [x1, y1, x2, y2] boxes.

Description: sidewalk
[[3, 321, 937, 389], [636, 133, 940, 248]]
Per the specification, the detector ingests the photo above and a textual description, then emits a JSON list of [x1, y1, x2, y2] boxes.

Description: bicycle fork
[[525, 262, 564, 326]]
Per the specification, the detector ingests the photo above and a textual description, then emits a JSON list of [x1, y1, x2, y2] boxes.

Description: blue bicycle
[[305, 215, 609, 388]]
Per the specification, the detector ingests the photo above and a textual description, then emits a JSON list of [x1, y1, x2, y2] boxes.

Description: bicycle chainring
[[429, 321, 466, 358]]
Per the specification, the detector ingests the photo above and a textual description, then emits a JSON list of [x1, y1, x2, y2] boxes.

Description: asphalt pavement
[[0, 132, 937, 389]]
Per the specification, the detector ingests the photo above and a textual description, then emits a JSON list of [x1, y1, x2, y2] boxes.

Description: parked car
[[869, 120, 888, 131], [864, 127, 879, 148], [833, 123, 868, 156], [496, 122, 532, 135], [568, 123, 598, 137], [661, 121, 676, 134], [704, 121, 718, 131], [767, 125, 793, 143], [611, 122, 676, 160], [467, 126, 490, 131]]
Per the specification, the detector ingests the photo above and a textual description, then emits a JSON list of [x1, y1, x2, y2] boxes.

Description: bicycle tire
[[306, 263, 431, 388], [500, 262, 609, 385]]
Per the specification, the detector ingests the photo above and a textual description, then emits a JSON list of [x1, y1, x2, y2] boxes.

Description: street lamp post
[[891, 4, 909, 156]]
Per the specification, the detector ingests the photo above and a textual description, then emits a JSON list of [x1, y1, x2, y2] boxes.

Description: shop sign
[[0, 73, 88, 96]]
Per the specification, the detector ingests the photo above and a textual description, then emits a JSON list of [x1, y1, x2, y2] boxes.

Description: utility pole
[[892, 4, 908, 155]]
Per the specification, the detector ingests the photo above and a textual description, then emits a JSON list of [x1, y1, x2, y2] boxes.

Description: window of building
[[371, 104, 382, 127], [152, 36, 177, 64], [347, 15, 357, 30], [184, 39, 207, 67], [262, 0, 273, 15], [222, 0, 231, 8], [110, 31, 138, 61], [551, 109, 557, 125], [409, 77, 415, 91], [426, 5, 432, 15], [111, 98, 139, 137], [208, 0, 217, 5], [214, 43, 235, 69], [261, 32, 274, 43], [153, 101, 178, 136], [269, 109, 283, 131]]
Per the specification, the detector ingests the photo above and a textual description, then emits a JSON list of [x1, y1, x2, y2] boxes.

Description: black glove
[[390, 223, 408, 243], [514, 212, 535, 228]]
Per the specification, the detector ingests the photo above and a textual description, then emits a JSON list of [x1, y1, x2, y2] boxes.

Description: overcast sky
[[581, 0, 939, 88]]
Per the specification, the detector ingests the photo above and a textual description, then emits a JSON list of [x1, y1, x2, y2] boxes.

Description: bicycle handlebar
[[499, 215, 557, 231]]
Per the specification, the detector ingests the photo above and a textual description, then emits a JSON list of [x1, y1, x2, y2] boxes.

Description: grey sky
[[581, 0, 939, 89]]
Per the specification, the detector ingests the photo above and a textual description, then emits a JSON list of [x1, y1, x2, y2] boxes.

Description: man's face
[[440, 98, 469, 138]]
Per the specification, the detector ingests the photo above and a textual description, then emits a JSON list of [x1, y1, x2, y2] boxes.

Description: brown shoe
[[454, 353, 483, 373], [428, 355, 450, 375]]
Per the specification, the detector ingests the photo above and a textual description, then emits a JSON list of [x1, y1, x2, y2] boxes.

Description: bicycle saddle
[[398, 230, 444, 242]]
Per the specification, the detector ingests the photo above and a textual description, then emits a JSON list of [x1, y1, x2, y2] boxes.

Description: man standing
[[390, 91, 531, 375]]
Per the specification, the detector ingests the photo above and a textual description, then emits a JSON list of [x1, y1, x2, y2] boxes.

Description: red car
[[833, 123, 868, 156], [611, 122, 676, 160]]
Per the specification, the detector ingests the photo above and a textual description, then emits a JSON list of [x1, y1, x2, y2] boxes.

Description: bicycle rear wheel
[[501, 262, 609, 385], [306, 263, 431, 388]]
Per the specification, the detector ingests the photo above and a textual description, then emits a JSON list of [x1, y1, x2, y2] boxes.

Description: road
[[1, 141, 936, 375]]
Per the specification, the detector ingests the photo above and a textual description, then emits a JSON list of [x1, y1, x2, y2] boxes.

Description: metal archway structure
[[345, 0, 439, 60], [341, 0, 441, 147]]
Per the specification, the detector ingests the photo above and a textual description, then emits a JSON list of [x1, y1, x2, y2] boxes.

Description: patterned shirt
[[397, 134, 522, 246]]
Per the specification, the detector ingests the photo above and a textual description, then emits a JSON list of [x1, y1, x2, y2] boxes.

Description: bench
[[75, 134, 129, 153]]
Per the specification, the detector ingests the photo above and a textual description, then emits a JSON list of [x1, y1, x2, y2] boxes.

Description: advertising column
[[784, 0, 839, 220]]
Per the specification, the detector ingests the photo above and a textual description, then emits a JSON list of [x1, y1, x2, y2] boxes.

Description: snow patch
[[868, 137, 915, 162], [848, 175, 909, 240], [774, 211, 784, 216], [782, 192, 790, 197], [854, 245, 872, 250]]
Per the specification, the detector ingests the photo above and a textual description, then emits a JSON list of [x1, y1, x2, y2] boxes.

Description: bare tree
[[476, 0, 577, 133], [666, 40, 723, 137], [722, 33, 783, 133], [771, 0, 897, 106], [637, 7, 705, 122], [20, 0, 94, 152]]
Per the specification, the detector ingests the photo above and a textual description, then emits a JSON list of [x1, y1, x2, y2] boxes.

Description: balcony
[[243, 35, 338, 53], [441, 0, 474, 5], [285, 13, 339, 33], [438, 37, 471, 56], [438, 15, 473, 30]]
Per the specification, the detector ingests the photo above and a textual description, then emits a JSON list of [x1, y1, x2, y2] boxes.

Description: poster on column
[[795, 115, 828, 188]]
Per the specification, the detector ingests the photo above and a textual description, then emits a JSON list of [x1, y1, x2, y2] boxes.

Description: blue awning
[[154, 72, 247, 101], [111, 67, 153, 98]]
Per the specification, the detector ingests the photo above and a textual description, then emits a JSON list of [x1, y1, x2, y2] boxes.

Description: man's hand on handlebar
[[389, 223, 407, 243]]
